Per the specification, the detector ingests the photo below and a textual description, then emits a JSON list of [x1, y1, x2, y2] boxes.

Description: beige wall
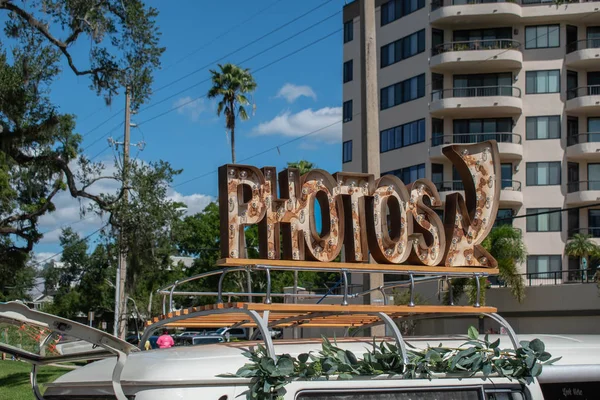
[[343, 1, 600, 274]]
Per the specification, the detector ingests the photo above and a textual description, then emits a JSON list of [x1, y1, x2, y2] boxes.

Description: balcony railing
[[567, 85, 600, 100], [432, 39, 521, 56], [431, 86, 521, 101], [568, 227, 600, 238], [567, 132, 600, 146], [431, 133, 521, 147], [494, 270, 598, 287], [567, 180, 600, 193], [431, 0, 600, 11], [566, 38, 600, 53], [435, 179, 521, 192], [431, 0, 520, 11]]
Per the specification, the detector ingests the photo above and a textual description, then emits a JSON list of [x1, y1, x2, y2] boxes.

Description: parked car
[[211, 327, 248, 340], [176, 331, 201, 338], [175, 335, 225, 347]]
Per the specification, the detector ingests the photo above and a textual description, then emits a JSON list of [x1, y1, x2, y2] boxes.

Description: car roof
[[51, 333, 600, 386]]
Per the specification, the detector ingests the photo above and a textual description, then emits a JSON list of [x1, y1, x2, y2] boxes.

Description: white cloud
[[276, 83, 317, 103], [173, 96, 206, 122], [167, 190, 214, 216], [253, 107, 342, 143], [34, 158, 213, 247]]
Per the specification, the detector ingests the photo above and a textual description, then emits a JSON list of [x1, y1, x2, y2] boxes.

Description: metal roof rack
[[145, 259, 514, 362]]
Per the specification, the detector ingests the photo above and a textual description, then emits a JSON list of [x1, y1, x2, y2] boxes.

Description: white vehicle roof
[[49, 333, 600, 388]]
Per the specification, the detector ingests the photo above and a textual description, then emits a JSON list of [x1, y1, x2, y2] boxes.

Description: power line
[[162, 0, 286, 71], [137, 9, 341, 116], [171, 112, 354, 189], [33, 225, 107, 268], [83, 122, 124, 152], [152, 0, 335, 95], [137, 27, 341, 127], [496, 203, 600, 222]]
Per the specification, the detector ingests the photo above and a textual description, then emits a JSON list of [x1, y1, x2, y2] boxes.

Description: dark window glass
[[343, 100, 352, 123], [343, 60, 353, 83], [526, 70, 560, 94], [381, 0, 425, 26], [343, 20, 353, 43], [298, 389, 481, 400], [568, 162, 579, 193], [567, 70, 578, 99], [501, 163, 512, 189], [452, 118, 513, 143], [380, 74, 425, 110], [379, 119, 426, 152], [494, 209, 513, 227], [342, 140, 352, 163], [526, 162, 561, 186], [432, 118, 444, 147], [526, 208, 562, 232], [527, 255, 562, 274], [568, 208, 580, 237], [526, 116, 561, 140], [525, 25, 560, 49], [384, 163, 426, 184], [381, 29, 426, 68]]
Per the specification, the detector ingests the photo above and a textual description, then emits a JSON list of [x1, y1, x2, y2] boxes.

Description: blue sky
[[34, 0, 345, 259]]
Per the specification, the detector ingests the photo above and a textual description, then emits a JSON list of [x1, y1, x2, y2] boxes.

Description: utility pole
[[359, 0, 384, 334], [114, 86, 131, 340]]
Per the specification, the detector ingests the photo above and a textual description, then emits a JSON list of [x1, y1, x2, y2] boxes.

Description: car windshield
[[216, 328, 226, 334]]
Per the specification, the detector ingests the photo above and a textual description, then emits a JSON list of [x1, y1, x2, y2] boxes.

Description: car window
[[297, 389, 481, 399], [231, 329, 243, 335], [487, 391, 524, 400], [216, 328, 226, 334]]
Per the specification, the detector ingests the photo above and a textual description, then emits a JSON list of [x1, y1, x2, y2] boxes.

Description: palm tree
[[565, 233, 598, 280], [482, 225, 527, 303], [287, 160, 316, 175], [207, 63, 257, 163], [449, 225, 527, 306]]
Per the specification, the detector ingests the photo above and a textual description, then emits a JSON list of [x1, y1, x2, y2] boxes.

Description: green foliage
[[287, 160, 316, 175], [0, 0, 164, 269], [449, 225, 527, 306], [207, 63, 257, 163], [229, 328, 560, 400]]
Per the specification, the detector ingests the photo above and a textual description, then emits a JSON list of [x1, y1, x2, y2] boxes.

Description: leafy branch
[[227, 326, 560, 400]]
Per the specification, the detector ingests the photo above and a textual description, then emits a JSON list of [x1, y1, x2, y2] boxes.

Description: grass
[[0, 360, 69, 400]]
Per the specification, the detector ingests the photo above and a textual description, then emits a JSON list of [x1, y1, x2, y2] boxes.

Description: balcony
[[566, 133, 600, 160], [566, 180, 600, 204], [430, 0, 521, 27], [520, 0, 600, 24], [494, 270, 597, 287], [435, 179, 523, 206], [566, 86, 600, 115], [568, 227, 600, 239], [430, 39, 522, 72], [430, 133, 523, 161], [430, 86, 522, 117], [566, 39, 600, 70]]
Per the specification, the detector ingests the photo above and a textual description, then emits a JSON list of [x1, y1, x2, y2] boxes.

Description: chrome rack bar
[[159, 291, 347, 299], [448, 277, 454, 306], [341, 270, 349, 306], [409, 274, 415, 307], [142, 307, 276, 360], [474, 274, 481, 308], [265, 267, 272, 304]]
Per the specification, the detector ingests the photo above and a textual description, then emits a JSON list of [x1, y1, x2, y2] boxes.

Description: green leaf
[[468, 326, 479, 340], [339, 372, 353, 380], [277, 357, 294, 375], [298, 353, 309, 363], [525, 354, 536, 369], [529, 339, 545, 354], [531, 363, 542, 377], [544, 357, 562, 365], [482, 363, 492, 376], [490, 338, 500, 349], [346, 350, 358, 365]]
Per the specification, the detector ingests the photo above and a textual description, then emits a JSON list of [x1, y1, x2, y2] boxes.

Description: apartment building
[[342, 0, 600, 280]]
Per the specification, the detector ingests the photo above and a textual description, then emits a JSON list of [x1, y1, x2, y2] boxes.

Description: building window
[[526, 208, 561, 232], [384, 163, 425, 184], [343, 20, 353, 43], [343, 100, 352, 123], [526, 116, 561, 140], [525, 25, 560, 49], [527, 255, 562, 275], [431, 118, 444, 147], [526, 162, 561, 186], [380, 119, 425, 152], [494, 209, 513, 227], [342, 140, 352, 163], [453, 73, 513, 97], [380, 74, 425, 110], [453, 118, 513, 143], [381, 29, 425, 68], [526, 70, 560, 94], [381, 0, 425, 26], [343, 60, 353, 83], [432, 163, 444, 190]]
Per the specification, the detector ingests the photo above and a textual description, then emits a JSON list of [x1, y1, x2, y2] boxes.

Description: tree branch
[[0, 1, 118, 80], [0, 175, 62, 227]]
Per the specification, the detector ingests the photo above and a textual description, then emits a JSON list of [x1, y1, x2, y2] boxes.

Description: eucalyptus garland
[[227, 326, 560, 400]]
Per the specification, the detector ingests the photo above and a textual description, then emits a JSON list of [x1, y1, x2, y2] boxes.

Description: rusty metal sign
[[219, 141, 500, 268]]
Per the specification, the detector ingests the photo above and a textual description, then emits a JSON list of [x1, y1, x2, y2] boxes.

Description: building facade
[[342, 0, 600, 280]]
